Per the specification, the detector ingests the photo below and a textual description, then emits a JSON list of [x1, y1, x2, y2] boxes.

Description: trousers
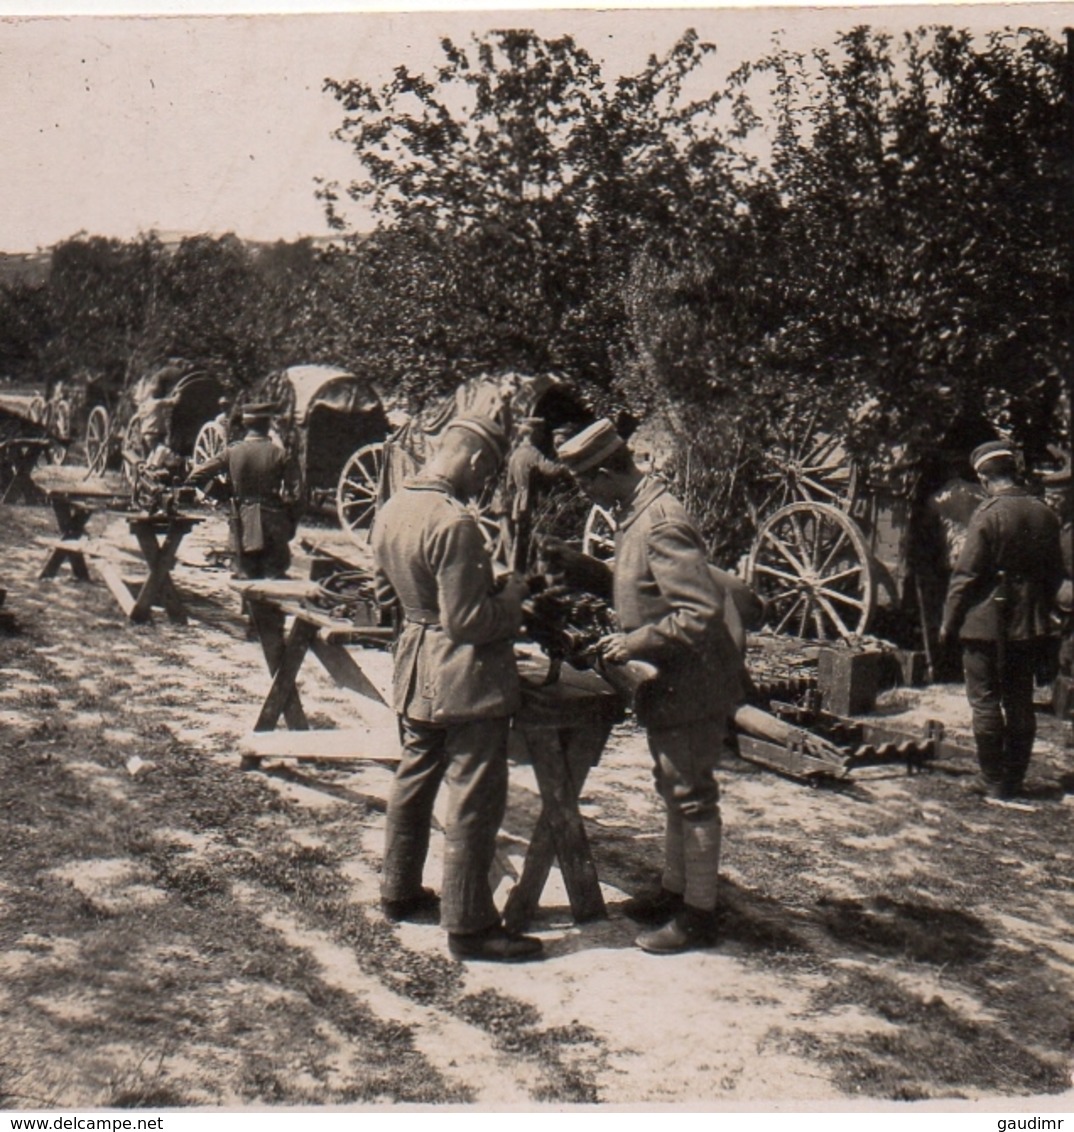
[[648, 717, 724, 911], [647, 717, 723, 821], [381, 714, 509, 935], [962, 638, 1043, 791]]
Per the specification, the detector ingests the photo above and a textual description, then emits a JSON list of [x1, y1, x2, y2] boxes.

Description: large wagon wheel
[[752, 404, 856, 520], [746, 501, 875, 640], [582, 505, 617, 562], [85, 405, 111, 474], [190, 419, 229, 506], [338, 442, 385, 542], [120, 418, 143, 489], [28, 395, 46, 424], [192, 419, 227, 467]]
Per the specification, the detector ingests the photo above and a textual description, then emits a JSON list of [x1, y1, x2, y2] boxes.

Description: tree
[[43, 234, 167, 391], [753, 25, 1068, 464], [322, 29, 749, 398], [621, 25, 1069, 561]]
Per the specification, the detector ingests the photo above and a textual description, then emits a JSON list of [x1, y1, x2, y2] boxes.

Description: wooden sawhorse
[[97, 513, 202, 624], [504, 659, 625, 931], [233, 582, 393, 768]]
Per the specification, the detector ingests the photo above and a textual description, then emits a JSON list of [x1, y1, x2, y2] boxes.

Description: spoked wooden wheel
[[190, 419, 229, 505], [583, 505, 616, 562], [192, 419, 227, 467], [85, 405, 111, 473], [46, 400, 71, 465], [337, 442, 384, 542], [746, 502, 874, 640], [752, 404, 855, 520]]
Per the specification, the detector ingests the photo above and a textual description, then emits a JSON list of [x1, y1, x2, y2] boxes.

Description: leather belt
[[404, 608, 441, 627]]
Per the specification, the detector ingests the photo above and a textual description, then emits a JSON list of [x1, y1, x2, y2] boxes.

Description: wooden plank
[[504, 720, 610, 932], [254, 616, 318, 731], [237, 725, 401, 760], [524, 729, 606, 924], [309, 636, 387, 705], [97, 561, 137, 617], [229, 579, 316, 603]]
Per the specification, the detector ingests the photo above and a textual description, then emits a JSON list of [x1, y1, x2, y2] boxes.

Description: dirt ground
[[1, 491, 1073, 1112]]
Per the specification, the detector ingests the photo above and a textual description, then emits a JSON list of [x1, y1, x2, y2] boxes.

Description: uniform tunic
[[373, 476, 521, 723], [941, 484, 1062, 792], [192, 432, 299, 579], [612, 476, 745, 825], [614, 477, 745, 731], [372, 475, 523, 935]]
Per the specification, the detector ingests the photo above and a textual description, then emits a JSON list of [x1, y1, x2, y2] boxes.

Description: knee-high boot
[[974, 730, 1005, 794], [660, 805, 686, 895], [636, 815, 721, 954], [682, 814, 722, 913]]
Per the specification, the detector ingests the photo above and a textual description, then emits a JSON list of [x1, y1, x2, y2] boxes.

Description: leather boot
[[661, 805, 686, 895], [621, 886, 685, 925], [973, 730, 1006, 797], [635, 905, 719, 954], [1003, 732, 1034, 797], [682, 815, 721, 912], [448, 923, 544, 963]]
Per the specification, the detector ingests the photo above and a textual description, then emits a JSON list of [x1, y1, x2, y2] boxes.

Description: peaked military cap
[[445, 415, 509, 462], [970, 439, 1016, 473], [557, 419, 626, 474]]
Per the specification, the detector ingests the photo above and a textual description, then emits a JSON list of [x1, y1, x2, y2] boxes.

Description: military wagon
[[219, 364, 391, 520]]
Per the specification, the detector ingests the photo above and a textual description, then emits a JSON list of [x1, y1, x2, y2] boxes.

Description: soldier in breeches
[[559, 419, 744, 953], [372, 416, 543, 963], [940, 440, 1063, 800], [188, 402, 300, 579]]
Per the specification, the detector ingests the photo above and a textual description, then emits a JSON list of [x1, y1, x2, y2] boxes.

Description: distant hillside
[[0, 251, 51, 286], [0, 233, 345, 287]]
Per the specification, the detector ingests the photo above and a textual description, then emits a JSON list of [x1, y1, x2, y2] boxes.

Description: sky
[[1, 2, 1072, 253]]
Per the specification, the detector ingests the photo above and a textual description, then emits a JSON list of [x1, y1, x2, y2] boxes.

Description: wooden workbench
[[233, 582, 626, 929], [36, 477, 131, 581], [97, 512, 202, 624], [233, 579, 394, 768]]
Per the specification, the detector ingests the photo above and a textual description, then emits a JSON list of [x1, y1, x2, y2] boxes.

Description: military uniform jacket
[[941, 485, 1062, 641], [193, 434, 299, 554], [613, 477, 745, 729], [373, 476, 523, 724]]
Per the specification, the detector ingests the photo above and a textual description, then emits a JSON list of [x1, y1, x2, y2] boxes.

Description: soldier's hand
[[937, 626, 951, 650], [597, 633, 631, 665], [499, 573, 530, 606]]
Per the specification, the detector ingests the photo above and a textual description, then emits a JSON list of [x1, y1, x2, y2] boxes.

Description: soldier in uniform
[[940, 440, 1063, 800], [505, 417, 568, 568], [372, 416, 543, 963], [559, 419, 744, 954], [188, 402, 301, 579]]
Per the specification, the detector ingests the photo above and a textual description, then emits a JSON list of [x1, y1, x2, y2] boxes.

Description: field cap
[[971, 440, 1016, 473], [557, 418, 626, 474], [242, 401, 278, 422], [446, 415, 509, 463]]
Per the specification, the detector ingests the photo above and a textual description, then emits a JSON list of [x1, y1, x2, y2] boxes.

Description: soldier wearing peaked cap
[[559, 419, 746, 954], [371, 415, 544, 963], [187, 401, 301, 579], [940, 440, 1063, 801]]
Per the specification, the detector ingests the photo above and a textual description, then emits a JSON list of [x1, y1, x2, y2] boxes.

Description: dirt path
[[1, 500, 1072, 1110]]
